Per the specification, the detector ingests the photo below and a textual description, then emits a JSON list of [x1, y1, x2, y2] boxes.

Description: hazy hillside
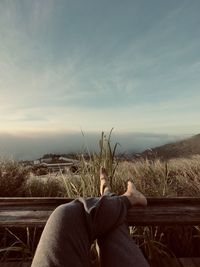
[[139, 133, 200, 160]]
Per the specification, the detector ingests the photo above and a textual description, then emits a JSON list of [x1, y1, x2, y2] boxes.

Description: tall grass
[[61, 129, 119, 198], [1, 133, 200, 198], [24, 174, 66, 197], [115, 156, 200, 197], [0, 227, 42, 262], [1, 132, 200, 266], [0, 159, 29, 197]]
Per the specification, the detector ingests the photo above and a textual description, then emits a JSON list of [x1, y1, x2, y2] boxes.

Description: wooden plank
[[191, 258, 200, 267], [1, 259, 200, 267], [179, 258, 200, 267], [0, 198, 200, 227], [1, 262, 31, 267], [128, 199, 200, 226], [179, 258, 195, 267]]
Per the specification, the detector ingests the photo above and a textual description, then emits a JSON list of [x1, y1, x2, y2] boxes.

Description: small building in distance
[[33, 155, 79, 173]]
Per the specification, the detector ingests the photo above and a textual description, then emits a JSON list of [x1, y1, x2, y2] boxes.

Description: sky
[[0, 0, 200, 159]]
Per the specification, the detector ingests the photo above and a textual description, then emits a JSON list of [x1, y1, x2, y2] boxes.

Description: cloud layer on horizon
[[0, 131, 186, 160]]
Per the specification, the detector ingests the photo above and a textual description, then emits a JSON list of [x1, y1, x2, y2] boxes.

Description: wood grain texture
[[1, 262, 31, 267], [179, 258, 200, 267], [1, 258, 200, 267], [0, 197, 200, 227]]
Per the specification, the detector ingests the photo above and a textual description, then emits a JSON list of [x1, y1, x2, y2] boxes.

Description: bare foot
[[123, 181, 147, 206], [100, 167, 111, 195]]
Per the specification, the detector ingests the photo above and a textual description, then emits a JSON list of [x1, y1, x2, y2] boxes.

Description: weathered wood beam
[[0, 197, 200, 227]]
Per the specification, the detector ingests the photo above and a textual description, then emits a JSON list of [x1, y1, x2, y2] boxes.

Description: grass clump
[[61, 129, 119, 198], [0, 159, 29, 197], [0, 227, 42, 262], [24, 174, 66, 197], [115, 156, 200, 197], [2, 132, 200, 198]]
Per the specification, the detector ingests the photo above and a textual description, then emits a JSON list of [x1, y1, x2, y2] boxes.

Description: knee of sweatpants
[[49, 201, 83, 227]]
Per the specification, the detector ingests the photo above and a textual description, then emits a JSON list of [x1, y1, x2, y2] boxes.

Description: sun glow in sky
[[0, 0, 200, 136]]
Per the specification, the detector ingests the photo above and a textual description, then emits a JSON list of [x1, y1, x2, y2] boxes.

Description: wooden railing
[[0, 197, 200, 227]]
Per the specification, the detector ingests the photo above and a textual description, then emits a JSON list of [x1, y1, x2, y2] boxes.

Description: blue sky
[[0, 0, 200, 136]]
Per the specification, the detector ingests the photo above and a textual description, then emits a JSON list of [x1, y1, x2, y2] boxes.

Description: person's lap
[[31, 167, 149, 267]]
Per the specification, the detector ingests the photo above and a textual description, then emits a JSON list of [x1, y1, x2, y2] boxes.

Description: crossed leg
[[31, 200, 91, 267], [98, 167, 149, 267], [31, 167, 149, 267]]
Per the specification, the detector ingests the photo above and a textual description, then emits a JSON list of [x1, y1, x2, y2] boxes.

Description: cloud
[[0, 131, 185, 160], [0, 0, 200, 134]]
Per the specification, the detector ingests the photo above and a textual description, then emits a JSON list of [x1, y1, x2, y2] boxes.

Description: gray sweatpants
[[31, 195, 149, 267]]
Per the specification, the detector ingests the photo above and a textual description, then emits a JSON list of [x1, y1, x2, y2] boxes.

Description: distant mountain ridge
[[139, 134, 200, 160]]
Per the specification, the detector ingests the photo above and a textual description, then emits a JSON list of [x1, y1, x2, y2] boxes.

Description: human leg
[[98, 223, 149, 267], [31, 200, 91, 267], [31, 167, 148, 267], [31, 185, 132, 267], [31, 196, 130, 267], [98, 167, 149, 267]]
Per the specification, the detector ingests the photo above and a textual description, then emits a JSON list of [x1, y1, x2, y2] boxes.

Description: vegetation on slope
[[140, 133, 200, 160]]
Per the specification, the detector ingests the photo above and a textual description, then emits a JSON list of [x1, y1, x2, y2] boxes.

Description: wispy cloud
[[0, 0, 200, 135]]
